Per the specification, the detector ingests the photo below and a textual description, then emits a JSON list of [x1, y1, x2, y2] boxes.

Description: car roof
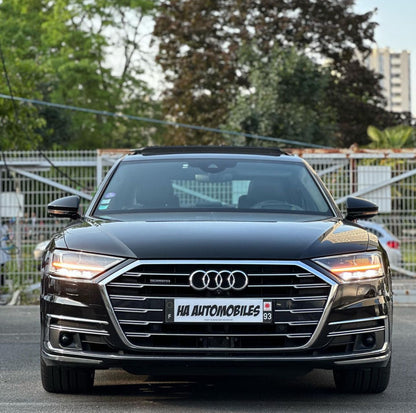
[[124, 146, 303, 163]]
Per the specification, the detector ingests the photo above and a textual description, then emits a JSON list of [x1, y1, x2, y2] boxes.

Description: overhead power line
[[0, 93, 331, 149]]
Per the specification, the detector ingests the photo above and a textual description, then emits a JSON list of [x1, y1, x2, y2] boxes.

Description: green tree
[[0, 1, 47, 149], [0, 0, 160, 150], [325, 60, 410, 147], [367, 125, 414, 149], [226, 46, 337, 146], [153, 0, 385, 146]]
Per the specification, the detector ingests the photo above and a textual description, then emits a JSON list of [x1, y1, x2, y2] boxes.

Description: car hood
[[56, 217, 375, 260]]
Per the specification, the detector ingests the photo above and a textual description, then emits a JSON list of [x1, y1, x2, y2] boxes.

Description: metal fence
[[0, 150, 105, 290], [297, 149, 416, 277], [1, 148, 415, 291]]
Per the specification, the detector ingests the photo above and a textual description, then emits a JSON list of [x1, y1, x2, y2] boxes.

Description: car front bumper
[[40, 259, 393, 374]]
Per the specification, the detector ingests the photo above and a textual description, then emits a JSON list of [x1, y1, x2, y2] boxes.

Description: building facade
[[364, 48, 411, 113]]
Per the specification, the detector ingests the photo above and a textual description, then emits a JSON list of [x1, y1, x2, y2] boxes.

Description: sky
[[354, 0, 416, 115]]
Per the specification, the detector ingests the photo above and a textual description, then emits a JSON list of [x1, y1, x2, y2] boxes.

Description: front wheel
[[41, 358, 95, 393], [333, 359, 391, 393]]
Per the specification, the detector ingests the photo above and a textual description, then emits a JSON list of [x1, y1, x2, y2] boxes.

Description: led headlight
[[314, 252, 384, 282], [48, 250, 123, 280]]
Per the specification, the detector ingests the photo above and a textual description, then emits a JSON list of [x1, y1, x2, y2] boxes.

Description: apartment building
[[363, 48, 411, 113]]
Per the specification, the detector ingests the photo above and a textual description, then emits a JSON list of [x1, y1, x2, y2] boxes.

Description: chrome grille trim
[[47, 314, 110, 337], [328, 315, 388, 326], [279, 321, 319, 326], [124, 272, 189, 277], [109, 294, 329, 301], [119, 320, 163, 326], [110, 283, 329, 289], [47, 314, 109, 325], [109, 295, 146, 301], [327, 326, 385, 338], [274, 308, 324, 313], [291, 296, 328, 302], [124, 332, 314, 338], [122, 271, 317, 278], [99, 259, 338, 352], [49, 325, 110, 336], [109, 283, 145, 288], [248, 283, 329, 289], [113, 307, 163, 313]]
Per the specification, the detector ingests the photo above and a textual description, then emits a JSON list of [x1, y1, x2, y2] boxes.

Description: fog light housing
[[362, 333, 376, 348], [59, 332, 74, 347]]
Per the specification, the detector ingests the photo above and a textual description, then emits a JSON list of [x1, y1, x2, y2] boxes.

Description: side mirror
[[48, 195, 81, 219], [345, 197, 378, 221]]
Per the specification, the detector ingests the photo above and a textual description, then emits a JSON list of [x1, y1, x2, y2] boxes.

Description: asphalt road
[[0, 305, 415, 413]]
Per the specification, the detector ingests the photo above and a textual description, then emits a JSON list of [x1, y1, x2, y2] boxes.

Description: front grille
[[104, 261, 333, 352]]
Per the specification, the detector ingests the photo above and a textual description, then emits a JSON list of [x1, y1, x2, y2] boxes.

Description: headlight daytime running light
[[48, 250, 123, 280], [314, 252, 384, 282]]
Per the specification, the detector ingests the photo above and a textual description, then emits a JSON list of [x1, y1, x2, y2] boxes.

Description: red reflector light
[[386, 240, 399, 249]]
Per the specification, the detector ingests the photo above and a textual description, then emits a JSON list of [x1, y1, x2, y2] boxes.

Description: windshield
[[93, 158, 333, 218]]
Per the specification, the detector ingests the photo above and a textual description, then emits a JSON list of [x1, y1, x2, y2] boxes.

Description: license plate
[[165, 298, 273, 323]]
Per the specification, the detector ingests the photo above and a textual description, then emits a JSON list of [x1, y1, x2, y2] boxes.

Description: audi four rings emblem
[[189, 270, 249, 291]]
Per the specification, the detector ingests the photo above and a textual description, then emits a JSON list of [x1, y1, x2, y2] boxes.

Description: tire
[[41, 358, 95, 393], [333, 358, 391, 393]]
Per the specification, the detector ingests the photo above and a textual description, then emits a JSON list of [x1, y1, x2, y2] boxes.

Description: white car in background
[[33, 240, 50, 261], [357, 220, 402, 268]]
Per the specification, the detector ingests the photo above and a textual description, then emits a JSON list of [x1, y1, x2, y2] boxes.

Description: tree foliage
[[367, 125, 414, 149], [154, 0, 394, 147], [0, 0, 160, 150], [226, 46, 336, 146], [325, 60, 408, 147]]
